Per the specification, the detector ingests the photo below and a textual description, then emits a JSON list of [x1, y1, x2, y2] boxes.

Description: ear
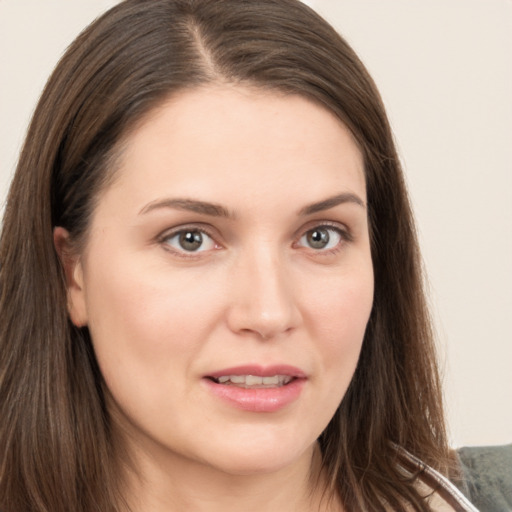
[[53, 227, 88, 327]]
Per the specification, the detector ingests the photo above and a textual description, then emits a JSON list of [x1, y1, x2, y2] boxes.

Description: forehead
[[100, 86, 366, 216]]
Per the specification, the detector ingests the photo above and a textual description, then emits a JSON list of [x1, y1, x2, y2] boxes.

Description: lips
[[203, 365, 307, 412]]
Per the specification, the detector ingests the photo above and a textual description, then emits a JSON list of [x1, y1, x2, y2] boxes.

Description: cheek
[[304, 266, 374, 379], [81, 255, 224, 395], [81, 261, 232, 451], [307, 264, 373, 332]]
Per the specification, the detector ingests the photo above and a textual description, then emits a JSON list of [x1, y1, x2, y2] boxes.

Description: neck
[[120, 440, 340, 512]]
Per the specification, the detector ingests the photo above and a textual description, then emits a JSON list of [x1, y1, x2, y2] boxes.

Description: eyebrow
[[139, 198, 233, 218], [139, 192, 365, 218], [298, 192, 366, 215]]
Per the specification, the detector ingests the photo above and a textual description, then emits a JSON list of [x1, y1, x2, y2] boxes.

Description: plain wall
[[1, 0, 511, 448]]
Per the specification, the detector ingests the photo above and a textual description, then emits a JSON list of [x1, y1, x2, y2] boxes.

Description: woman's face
[[64, 86, 374, 477]]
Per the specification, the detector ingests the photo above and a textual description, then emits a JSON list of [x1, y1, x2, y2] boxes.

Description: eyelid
[[155, 220, 352, 258], [157, 223, 223, 256], [295, 220, 352, 241], [293, 221, 353, 252]]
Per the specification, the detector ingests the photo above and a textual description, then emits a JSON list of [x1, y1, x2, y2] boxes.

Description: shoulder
[[454, 444, 512, 512]]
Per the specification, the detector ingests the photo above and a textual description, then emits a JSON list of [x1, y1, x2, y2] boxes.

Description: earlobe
[[53, 227, 88, 327]]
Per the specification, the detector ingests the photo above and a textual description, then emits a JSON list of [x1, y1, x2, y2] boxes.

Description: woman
[[0, 1, 478, 511]]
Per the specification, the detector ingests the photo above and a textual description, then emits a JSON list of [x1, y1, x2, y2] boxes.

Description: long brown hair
[[0, 1, 450, 510]]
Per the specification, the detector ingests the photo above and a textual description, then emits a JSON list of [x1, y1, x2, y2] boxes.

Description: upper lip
[[206, 365, 307, 379]]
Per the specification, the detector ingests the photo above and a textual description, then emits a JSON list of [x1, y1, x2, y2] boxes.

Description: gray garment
[[454, 445, 512, 512]]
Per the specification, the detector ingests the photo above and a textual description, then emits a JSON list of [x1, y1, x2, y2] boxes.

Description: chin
[[199, 432, 316, 477]]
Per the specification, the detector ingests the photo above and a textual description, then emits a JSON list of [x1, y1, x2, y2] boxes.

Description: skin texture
[[55, 86, 374, 511]]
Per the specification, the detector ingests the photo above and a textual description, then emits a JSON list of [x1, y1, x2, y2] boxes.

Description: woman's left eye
[[298, 226, 343, 251], [163, 229, 217, 253]]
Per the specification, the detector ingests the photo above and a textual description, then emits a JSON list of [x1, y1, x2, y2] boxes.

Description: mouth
[[207, 374, 295, 388], [203, 365, 306, 412]]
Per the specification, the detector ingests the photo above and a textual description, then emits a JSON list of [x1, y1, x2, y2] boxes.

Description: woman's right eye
[[162, 229, 217, 253]]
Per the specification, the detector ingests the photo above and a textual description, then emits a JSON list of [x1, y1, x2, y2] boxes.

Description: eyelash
[[158, 224, 220, 259], [295, 222, 353, 255], [157, 222, 352, 259]]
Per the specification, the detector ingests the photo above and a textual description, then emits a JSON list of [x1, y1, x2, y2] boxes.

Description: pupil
[[308, 228, 329, 249], [179, 231, 203, 251]]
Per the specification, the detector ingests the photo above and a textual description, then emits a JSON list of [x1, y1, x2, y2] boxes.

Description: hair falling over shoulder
[[0, 1, 453, 511]]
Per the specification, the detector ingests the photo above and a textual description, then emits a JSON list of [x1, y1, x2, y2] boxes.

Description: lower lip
[[203, 378, 306, 413]]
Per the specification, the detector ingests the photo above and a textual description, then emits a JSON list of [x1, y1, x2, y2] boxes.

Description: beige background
[[1, 0, 511, 448]]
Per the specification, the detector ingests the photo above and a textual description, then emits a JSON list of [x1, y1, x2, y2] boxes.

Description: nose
[[226, 247, 302, 340]]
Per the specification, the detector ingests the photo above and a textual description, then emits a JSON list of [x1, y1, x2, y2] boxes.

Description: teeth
[[213, 375, 293, 388], [246, 375, 262, 386]]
